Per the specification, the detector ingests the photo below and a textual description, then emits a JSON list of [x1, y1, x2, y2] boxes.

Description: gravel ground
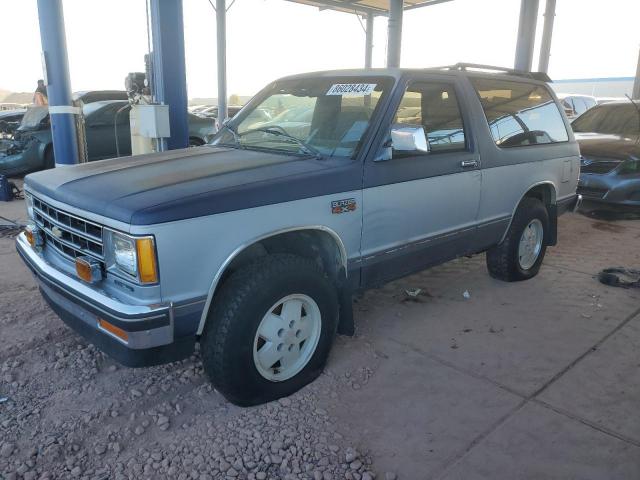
[[0, 190, 388, 480], [0, 320, 382, 480], [2, 189, 639, 480]]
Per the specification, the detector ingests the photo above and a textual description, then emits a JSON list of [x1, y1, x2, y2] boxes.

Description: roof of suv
[[280, 66, 551, 86]]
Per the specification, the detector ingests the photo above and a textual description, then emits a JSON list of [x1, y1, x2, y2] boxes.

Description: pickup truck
[[17, 65, 581, 406]]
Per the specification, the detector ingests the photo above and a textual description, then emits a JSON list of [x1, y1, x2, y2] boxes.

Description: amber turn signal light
[[75, 256, 103, 283], [136, 237, 158, 284], [25, 228, 34, 246], [98, 318, 129, 342], [24, 224, 43, 248]]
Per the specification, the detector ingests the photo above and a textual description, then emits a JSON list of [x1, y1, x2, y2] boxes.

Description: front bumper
[[578, 174, 640, 208], [16, 233, 195, 367]]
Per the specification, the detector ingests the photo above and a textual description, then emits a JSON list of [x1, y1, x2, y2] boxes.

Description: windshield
[[572, 104, 640, 135], [212, 76, 392, 158]]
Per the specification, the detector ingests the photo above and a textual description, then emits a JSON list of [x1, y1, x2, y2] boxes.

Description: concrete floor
[[325, 209, 640, 479], [1, 189, 639, 479]]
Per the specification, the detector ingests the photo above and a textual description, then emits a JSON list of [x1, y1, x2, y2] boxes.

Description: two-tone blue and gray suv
[[16, 65, 581, 406]]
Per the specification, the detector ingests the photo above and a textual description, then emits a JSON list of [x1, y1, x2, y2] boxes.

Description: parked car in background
[[197, 105, 243, 119], [0, 100, 214, 175], [573, 100, 640, 209], [73, 90, 128, 103], [557, 93, 597, 121], [17, 66, 580, 406], [0, 103, 25, 111], [596, 97, 624, 105], [0, 91, 129, 141], [0, 108, 27, 137]]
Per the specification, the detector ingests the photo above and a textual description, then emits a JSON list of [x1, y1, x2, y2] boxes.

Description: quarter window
[[470, 78, 569, 147], [393, 82, 466, 155]]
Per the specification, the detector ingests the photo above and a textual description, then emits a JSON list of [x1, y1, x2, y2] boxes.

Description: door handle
[[461, 160, 479, 168]]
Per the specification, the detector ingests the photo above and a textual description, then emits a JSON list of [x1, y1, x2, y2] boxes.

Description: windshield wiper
[[238, 127, 322, 159]]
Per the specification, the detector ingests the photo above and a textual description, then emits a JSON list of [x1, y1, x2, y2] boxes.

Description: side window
[[393, 81, 466, 156], [470, 78, 569, 147]]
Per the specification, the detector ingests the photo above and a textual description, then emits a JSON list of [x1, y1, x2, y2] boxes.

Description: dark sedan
[[573, 101, 640, 209], [0, 100, 214, 176]]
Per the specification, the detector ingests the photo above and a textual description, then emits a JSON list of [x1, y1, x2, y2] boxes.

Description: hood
[[17, 106, 49, 132], [575, 132, 640, 161], [25, 146, 360, 225]]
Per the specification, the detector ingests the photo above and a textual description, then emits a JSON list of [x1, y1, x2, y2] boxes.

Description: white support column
[[387, 0, 403, 68], [514, 0, 540, 72], [216, 0, 228, 126], [633, 46, 640, 100], [538, 0, 556, 73], [364, 12, 374, 69]]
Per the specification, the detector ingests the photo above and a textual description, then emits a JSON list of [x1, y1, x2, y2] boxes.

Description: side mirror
[[390, 126, 430, 153]]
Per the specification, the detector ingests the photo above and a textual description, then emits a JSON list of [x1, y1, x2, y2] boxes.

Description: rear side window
[[470, 78, 569, 147]]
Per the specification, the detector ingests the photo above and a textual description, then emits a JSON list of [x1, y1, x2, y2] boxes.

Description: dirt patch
[[591, 221, 627, 233]]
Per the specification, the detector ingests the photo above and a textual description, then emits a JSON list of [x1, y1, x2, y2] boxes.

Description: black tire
[[486, 197, 549, 282], [201, 254, 339, 406]]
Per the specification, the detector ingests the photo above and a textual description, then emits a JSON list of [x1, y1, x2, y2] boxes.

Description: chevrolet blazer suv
[[16, 65, 581, 406]]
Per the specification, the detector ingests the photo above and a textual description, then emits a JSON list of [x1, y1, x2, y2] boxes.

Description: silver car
[[17, 66, 580, 406]]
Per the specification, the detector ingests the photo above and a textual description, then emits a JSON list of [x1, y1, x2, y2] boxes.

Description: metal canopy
[[284, 0, 452, 16], [284, 0, 453, 70]]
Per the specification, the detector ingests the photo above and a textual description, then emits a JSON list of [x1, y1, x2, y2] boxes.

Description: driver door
[[360, 76, 482, 286]]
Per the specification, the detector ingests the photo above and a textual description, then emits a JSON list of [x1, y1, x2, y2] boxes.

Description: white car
[[557, 93, 597, 121]]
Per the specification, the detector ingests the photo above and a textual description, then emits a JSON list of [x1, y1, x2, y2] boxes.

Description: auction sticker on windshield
[[326, 83, 377, 96]]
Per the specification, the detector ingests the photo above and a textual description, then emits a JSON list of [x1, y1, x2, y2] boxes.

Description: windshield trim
[[213, 141, 318, 158]]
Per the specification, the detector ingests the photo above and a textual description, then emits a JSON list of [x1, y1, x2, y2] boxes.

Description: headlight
[[104, 230, 158, 284]]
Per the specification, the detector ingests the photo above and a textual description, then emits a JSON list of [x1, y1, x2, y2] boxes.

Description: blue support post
[[36, 0, 79, 166], [149, 0, 189, 150]]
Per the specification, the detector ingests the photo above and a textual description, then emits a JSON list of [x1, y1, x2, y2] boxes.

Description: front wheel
[[200, 254, 338, 406], [486, 197, 549, 282]]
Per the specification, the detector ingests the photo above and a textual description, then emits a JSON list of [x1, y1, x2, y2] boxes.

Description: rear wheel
[[486, 197, 549, 282], [201, 254, 338, 406]]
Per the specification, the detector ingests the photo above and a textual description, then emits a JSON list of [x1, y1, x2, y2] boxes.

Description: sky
[[1, 0, 638, 99]]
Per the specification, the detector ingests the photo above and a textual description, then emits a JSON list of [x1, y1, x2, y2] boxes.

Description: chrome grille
[[31, 194, 104, 262]]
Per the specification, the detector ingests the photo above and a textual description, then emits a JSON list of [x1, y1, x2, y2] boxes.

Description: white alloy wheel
[[253, 294, 322, 382], [518, 218, 544, 270]]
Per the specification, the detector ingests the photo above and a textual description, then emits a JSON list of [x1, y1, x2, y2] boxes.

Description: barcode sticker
[[326, 83, 377, 96]]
